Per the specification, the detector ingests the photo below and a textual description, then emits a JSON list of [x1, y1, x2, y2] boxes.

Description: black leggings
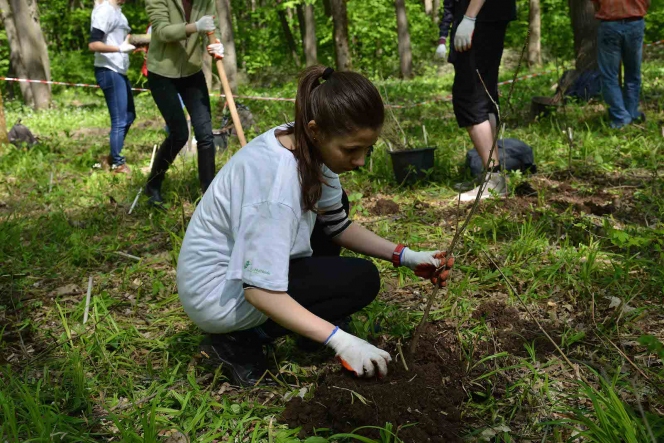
[[147, 70, 216, 192], [255, 192, 381, 339]]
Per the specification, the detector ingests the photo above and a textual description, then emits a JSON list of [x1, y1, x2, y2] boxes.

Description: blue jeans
[[597, 19, 645, 128], [95, 67, 136, 166]]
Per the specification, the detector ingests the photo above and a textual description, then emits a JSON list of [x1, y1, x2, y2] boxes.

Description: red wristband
[[392, 244, 406, 268], [438, 37, 446, 45]]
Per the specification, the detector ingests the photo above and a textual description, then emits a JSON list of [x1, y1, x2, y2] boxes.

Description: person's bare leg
[[459, 113, 505, 202], [466, 114, 499, 169]]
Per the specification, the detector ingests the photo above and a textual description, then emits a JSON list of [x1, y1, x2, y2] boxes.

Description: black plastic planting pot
[[389, 147, 436, 185]]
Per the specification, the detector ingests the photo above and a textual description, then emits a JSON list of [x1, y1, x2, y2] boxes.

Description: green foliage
[[639, 335, 664, 360], [557, 374, 664, 443]]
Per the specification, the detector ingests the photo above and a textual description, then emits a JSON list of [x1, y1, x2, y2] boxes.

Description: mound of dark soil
[[371, 199, 400, 216], [281, 323, 465, 442]]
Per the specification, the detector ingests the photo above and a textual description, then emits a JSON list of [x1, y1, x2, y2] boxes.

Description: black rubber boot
[[199, 331, 272, 387], [197, 142, 216, 194], [145, 146, 169, 207]]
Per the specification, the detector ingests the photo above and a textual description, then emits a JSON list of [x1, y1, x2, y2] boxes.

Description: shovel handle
[[206, 32, 247, 147]]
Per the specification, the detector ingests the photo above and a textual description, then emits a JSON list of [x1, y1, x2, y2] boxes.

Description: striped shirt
[[592, 0, 650, 20]]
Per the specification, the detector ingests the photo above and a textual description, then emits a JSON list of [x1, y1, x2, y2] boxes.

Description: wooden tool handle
[[206, 33, 247, 147]]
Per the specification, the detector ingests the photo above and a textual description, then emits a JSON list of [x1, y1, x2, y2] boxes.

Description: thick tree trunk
[[395, 0, 413, 79], [423, 0, 432, 15], [8, 0, 51, 109], [330, 0, 351, 71], [277, 6, 302, 67], [432, 0, 440, 24], [216, 0, 239, 93], [26, 0, 50, 84], [568, 0, 599, 72], [0, 0, 34, 107], [0, 92, 8, 146], [528, 0, 542, 66], [297, 2, 317, 67]]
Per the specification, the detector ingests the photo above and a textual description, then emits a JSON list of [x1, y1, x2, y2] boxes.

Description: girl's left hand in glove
[[400, 248, 455, 287]]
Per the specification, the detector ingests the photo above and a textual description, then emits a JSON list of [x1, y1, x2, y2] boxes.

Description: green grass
[[1, 53, 664, 441]]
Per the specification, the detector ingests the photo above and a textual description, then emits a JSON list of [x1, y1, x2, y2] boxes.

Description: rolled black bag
[[466, 138, 537, 178]]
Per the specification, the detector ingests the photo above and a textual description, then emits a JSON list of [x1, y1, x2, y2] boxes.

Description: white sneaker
[[458, 172, 506, 202]]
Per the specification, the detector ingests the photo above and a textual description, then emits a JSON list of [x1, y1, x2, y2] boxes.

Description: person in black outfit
[[438, 0, 517, 202]]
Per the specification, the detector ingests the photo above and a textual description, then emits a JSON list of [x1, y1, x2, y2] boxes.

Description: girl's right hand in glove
[[325, 328, 392, 378]]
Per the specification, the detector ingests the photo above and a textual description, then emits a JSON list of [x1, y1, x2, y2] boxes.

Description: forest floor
[[1, 52, 664, 442]]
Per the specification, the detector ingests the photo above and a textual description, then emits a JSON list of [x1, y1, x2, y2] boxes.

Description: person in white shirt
[[177, 66, 455, 386], [88, 0, 136, 174]]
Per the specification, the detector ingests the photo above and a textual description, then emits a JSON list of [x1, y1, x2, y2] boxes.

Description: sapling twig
[[382, 85, 409, 150], [396, 340, 409, 371], [422, 125, 428, 146], [409, 38, 529, 356], [128, 144, 157, 215]]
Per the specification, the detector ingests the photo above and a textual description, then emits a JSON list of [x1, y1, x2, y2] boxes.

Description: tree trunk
[[8, 0, 51, 109], [528, 0, 542, 66], [0, 0, 34, 107], [432, 0, 440, 24], [297, 2, 317, 67], [26, 0, 50, 83], [395, 0, 413, 79], [0, 91, 8, 146], [568, 0, 599, 72], [277, 6, 302, 67], [330, 0, 351, 71], [216, 0, 239, 93], [423, 0, 432, 15]]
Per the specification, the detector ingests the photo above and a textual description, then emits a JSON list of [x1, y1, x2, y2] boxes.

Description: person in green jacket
[[144, 0, 225, 205]]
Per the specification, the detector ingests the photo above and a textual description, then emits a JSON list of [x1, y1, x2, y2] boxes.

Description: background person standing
[[88, 0, 136, 174], [592, 0, 650, 129], [144, 0, 224, 206], [446, 0, 516, 202]]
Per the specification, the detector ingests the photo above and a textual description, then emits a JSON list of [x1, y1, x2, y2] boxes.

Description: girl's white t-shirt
[[91, 0, 131, 75], [177, 126, 343, 333]]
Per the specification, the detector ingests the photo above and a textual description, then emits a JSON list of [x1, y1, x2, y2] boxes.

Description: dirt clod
[[371, 199, 400, 216]]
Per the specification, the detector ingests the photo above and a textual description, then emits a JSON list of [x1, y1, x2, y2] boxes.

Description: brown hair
[[277, 66, 384, 212]]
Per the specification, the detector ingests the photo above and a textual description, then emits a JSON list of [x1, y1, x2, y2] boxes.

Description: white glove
[[326, 328, 392, 378], [207, 39, 224, 59], [400, 247, 442, 270], [195, 15, 216, 33], [435, 43, 447, 59], [454, 15, 476, 52], [118, 36, 136, 53]]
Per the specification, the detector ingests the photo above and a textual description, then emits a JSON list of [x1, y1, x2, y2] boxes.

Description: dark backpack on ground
[[558, 69, 602, 102], [466, 138, 537, 178], [8, 120, 38, 148]]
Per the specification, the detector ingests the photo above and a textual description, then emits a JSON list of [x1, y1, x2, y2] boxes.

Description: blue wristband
[[324, 326, 339, 345]]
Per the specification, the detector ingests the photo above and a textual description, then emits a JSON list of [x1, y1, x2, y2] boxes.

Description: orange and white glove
[[400, 248, 455, 287], [207, 39, 224, 60], [325, 327, 391, 378]]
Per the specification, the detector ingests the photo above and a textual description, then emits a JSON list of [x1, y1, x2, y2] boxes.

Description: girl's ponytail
[[280, 66, 384, 212]]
